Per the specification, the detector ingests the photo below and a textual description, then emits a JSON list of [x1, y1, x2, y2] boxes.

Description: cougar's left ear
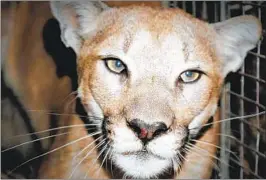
[[50, 1, 109, 54], [212, 15, 262, 77]]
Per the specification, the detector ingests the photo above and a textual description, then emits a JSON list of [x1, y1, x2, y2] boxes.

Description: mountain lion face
[[51, 2, 262, 178]]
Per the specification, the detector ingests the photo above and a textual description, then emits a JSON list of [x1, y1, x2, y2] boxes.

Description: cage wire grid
[[166, 1, 266, 179]]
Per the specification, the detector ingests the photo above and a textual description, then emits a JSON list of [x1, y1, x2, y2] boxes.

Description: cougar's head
[[51, 2, 262, 178]]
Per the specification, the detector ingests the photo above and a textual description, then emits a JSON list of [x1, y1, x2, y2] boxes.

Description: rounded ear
[[212, 15, 262, 77], [50, 1, 109, 54]]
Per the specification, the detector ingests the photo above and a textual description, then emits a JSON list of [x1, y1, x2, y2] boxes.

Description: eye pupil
[[115, 60, 122, 68], [185, 71, 193, 77]]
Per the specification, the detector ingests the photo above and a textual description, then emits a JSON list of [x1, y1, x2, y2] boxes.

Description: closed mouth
[[120, 149, 166, 160]]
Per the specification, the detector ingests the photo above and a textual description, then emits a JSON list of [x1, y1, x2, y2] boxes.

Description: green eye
[[105, 59, 126, 74], [180, 70, 201, 83]]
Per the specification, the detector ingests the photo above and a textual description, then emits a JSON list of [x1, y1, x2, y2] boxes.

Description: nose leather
[[127, 119, 168, 144], [139, 127, 148, 139]]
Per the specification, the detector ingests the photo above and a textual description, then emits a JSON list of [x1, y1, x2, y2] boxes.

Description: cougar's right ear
[[50, 1, 109, 54], [212, 15, 262, 77]]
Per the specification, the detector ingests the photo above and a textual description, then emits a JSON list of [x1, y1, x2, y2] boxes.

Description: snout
[[108, 116, 188, 178], [127, 119, 169, 145], [109, 115, 188, 159]]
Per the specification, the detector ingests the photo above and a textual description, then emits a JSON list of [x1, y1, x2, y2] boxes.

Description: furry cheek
[[89, 61, 127, 113]]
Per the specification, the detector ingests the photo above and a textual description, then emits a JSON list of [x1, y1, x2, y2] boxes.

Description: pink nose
[[140, 128, 148, 139], [127, 119, 168, 144]]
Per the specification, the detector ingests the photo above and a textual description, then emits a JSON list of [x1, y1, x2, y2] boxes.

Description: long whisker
[[69, 136, 105, 179], [171, 156, 178, 178], [72, 135, 103, 162], [85, 141, 110, 178], [183, 146, 208, 164], [122, 173, 128, 179], [7, 131, 101, 176], [190, 139, 240, 161], [186, 142, 219, 162], [183, 145, 219, 171], [185, 142, 231, 172], [183, 145, 220, 173], [90, 142, 110, 178], [25, 110, 105, 120], [190, 111, 265, 130], [215, 133, 266, 159], [110, 149, 114, 178], [186, 142, 230, 169], [177, 151, 187, 163], [215, 133, 238, 140], [65, 95, 79, 111], [105, 148, 112, 177], [97, 147, 111, 178], [6, 123, 102, 140], [197, 134, 264, 179], [62, 91, 78, 104], [3, 131, 71, 152], [229, 157, 263, 179]]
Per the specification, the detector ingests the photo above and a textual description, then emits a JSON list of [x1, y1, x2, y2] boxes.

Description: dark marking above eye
[[123, 33, 133, 53], [182, 42, 189, 62]]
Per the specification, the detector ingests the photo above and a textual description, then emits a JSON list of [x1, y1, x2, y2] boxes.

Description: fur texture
[[44, 1, 261, 178], [1, 1, 262, 179]]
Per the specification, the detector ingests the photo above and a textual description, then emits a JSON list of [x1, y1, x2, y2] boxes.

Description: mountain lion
[[2, 1, 262, 179]]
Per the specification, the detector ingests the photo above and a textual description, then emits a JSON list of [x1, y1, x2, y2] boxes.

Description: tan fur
[[1, 1, 261, 179], [38, 94, 220, 179], [38, 96, 110, 179], [78, 5, 222, 129], [39, 3, 223, 179], [177, 110, 220, 179]]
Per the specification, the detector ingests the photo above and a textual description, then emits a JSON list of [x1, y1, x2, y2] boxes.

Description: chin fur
[[112, 153, 172, 178]]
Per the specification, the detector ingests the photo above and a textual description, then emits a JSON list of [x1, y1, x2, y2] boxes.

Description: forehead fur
[[80, 6, 215, 57], [77, 6, 222, 119]]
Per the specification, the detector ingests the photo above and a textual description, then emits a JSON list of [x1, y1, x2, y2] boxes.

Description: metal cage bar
[[239, 5, 246, 178], [254, 4, 262, 175]]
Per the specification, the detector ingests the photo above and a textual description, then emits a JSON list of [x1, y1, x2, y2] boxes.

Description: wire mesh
[[167, 1, 266, 179]]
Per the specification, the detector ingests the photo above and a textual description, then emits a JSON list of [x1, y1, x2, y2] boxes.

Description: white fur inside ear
[[212, 15, 262, 77], [60, 26, 81, 53], [50, 1, 109, 54]]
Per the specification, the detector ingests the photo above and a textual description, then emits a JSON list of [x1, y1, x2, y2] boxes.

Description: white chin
[[113, 153, 172, 178]]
